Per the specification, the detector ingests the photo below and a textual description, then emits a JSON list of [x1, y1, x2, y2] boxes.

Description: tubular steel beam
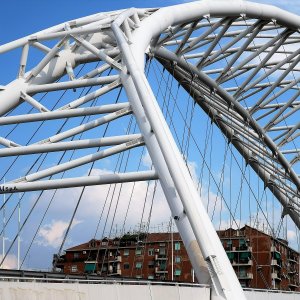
[[0, 134, 141, 157], [154, 47, 300, 211], [0, 103, 129, 125], [33, 107, 132, 145], [157, 57, 300, 229], [113, 10, 246, 300], [13, 137, 144, 183], [26, 75, 119, 94], [0, 170, 158, 194], [1, 2, 300, 299]]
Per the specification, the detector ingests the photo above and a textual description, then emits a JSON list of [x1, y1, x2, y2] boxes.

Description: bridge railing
[[1, 276, 300, 295], [0, 275, 208, 287], [0, 277, 300, 300]]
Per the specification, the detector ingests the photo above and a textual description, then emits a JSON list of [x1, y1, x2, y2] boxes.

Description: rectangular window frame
[[148, 248, 154, 256], [175, 256, 181, 263], [174, 242, 181, 251], [71, 265, 78, 272], [135, 249, 142, 256]]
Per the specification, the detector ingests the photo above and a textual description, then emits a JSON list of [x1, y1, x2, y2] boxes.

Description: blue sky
[[0, 0, 180, 43], [1, 0, 300, 44], [0, 0, 300, 270]]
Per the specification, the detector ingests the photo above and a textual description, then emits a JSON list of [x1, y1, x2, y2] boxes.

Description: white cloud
[[287, 229, 297, 241], [217, 218, 246, 230], [37, 219, 82, 248], [0, 254, 17, 269]]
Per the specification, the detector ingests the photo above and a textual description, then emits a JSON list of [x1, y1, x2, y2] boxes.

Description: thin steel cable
[[152, 58, 276, 231], [0, 65, 108, 211], [97, 120, 136, 274], [53, 85, 124, 269], [4, 64, 114, 266], [1, 64, 87, 182]]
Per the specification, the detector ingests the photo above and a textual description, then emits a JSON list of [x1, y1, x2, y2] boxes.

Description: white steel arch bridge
[[0, 1, 300, 299]]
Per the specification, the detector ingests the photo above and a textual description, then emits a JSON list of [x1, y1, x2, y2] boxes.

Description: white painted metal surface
[[0, 279, 211, 300], [0, 279, 299, 300], [1, 1, 300, 299]]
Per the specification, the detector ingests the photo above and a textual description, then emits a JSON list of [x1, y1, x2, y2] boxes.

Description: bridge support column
[[112, 12, 246, 300], [121, 72, 211, 285]]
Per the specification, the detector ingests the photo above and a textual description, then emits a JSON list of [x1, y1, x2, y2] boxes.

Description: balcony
[[232, 259, 253, 266], [108, 269, 122, 276], [237, 272, 253, 279], [232, 246, 252, 252], [271, 246, 280, 254], [288, 256, 298, 264], [271, 259, 282, 268], [155, 267, 168, 273], [271, 272, 282, 281], [288, 280, 299, 288], [109, 256, 122, 263], [288, 268, 297, 275], [155, 254, 167, 260]]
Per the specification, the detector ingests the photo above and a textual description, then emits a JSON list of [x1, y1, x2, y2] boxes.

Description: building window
[[174, 269, 181, 276], [136, 249, 142, 256], [136, 262, 142, 269], [124, 263, 130, 270], [136, 275, 142, 279], [159, 261, 167, 271], [174, 242, 181, 251], [74, 252, 79, 259], [102, 265, 107, 272], [148, 261, 155, 268], [159, 243, 166, 247], [239, 239, 247, 250], [175, 256, 181, 263], [148, 275, 154, 280], [225, 240, 232, 250], [71, 265, 78, 272], [159, 248, 166, 255], [273, 252, 281, 260], [124, 249, 129, 256], [239, 267, 247, 278], [239, 239, 245, 246], [148, 248, 154, 256]]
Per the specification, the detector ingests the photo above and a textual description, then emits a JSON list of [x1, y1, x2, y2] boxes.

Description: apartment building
[[218, 225, 299, 290], [54, 225, 299, 290], [54, 232, 194, 282]]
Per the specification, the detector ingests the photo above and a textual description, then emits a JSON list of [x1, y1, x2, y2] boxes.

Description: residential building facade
[[218, 225, 300, 291], [54, 232, 194, 282], [54, 225, 299, 291]]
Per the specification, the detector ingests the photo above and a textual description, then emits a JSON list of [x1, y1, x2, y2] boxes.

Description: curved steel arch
[[138, 1, 300, 230], [0, 1, 300, 298]]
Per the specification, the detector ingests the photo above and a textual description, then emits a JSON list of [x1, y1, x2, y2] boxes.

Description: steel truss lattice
[[0, 1, 300, 299]]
